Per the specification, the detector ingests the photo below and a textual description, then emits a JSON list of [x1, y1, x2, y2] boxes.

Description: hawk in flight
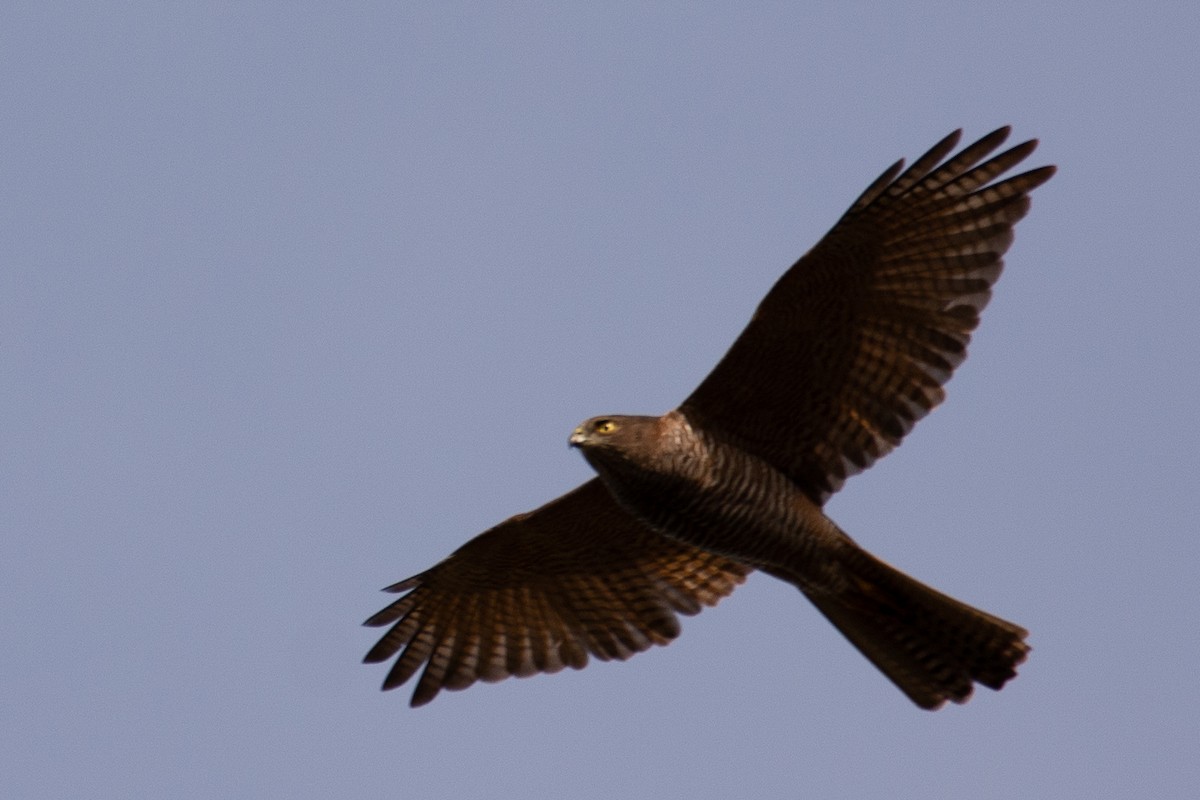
[[364, 127, 1054, 709]]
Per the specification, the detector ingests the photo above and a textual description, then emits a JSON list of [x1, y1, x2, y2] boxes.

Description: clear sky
[[3, 3, 1197, 799]]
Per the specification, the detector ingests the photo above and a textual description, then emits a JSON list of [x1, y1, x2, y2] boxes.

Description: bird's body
[[365, 127, 1055, 709], [569, 412, 1029, 708], [571, 413, 832, 577]]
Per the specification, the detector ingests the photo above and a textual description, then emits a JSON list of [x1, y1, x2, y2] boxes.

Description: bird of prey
[[364, 127, 1054, 710]]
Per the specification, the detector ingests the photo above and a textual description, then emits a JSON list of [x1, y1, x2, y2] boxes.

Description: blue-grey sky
[[3, 4, 1197, 798]]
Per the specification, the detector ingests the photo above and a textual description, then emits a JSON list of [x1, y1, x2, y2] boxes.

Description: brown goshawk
[[364, 127, 1055, 710]]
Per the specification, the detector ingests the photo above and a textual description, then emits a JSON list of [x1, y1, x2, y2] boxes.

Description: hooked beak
[[568, 427, 587, 448]]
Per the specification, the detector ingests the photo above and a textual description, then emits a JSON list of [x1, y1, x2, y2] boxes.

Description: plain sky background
[[3, 3, 1198, 798]]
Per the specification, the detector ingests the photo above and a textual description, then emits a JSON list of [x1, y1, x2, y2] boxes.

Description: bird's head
[[569, 415, 662, 464], [570, 412, 703, 504], [570, 415, 627, 449]]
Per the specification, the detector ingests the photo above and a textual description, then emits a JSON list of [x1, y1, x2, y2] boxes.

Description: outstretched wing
[[364, 479, 750, 706], [681, 127, 1055, 504]]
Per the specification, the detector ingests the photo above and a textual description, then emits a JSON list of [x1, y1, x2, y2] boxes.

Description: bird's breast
[[592, 437, 835, 575]]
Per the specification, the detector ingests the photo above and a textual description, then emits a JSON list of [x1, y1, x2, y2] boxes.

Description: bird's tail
[[801, 543, 1029, 709]]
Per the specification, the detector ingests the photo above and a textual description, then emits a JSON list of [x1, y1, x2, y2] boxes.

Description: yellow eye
[[594, 419, 617, 434]]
